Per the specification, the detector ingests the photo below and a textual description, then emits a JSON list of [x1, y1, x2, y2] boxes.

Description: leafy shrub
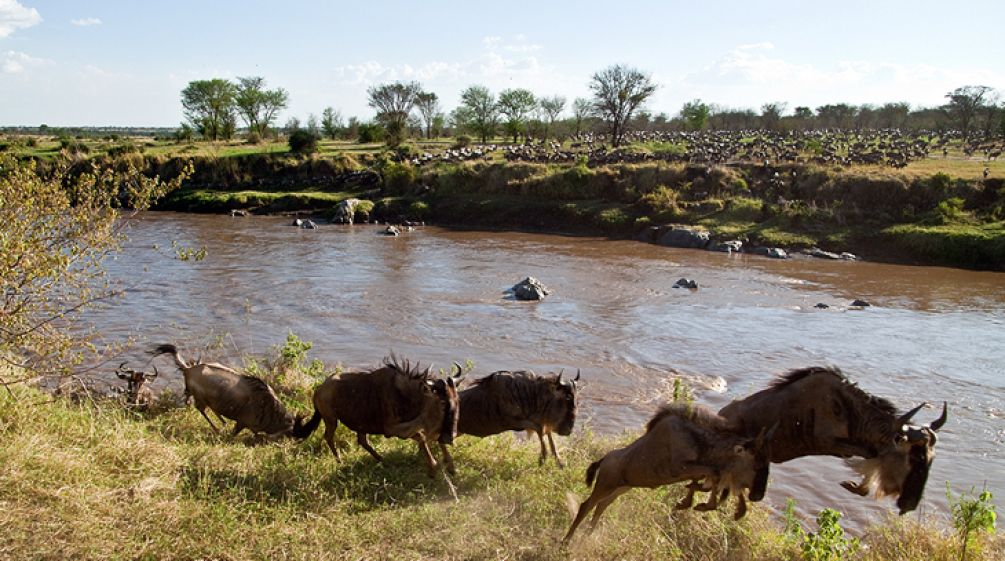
[[452, 135, 472, 149], [799, 508, 859, 561], [948, 484, 997, 561], [639, 185, 680, 214], [245, 132, 262, 145], [357, 122, 385, 143], [353, 199, 374, 222], [25, 137, 38, 148], [59, 137, 90, 155], [407, 200, 430, 219], [288, 130, 319, 154], [381, 161, 417, 194], [106, 142, 143, 158]]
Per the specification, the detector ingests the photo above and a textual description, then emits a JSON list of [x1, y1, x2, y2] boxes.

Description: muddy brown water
[[85, 212, 1004, 529]]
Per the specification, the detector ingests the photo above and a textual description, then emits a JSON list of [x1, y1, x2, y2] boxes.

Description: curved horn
[[896, 403, 927, 428], [146, 365, 160, 380], [928, 401, 948, 432], [574, 369, 581, 382], [557, 371, 564, 386], [116, 362, 130, 379], [451, 362, 465, 380]]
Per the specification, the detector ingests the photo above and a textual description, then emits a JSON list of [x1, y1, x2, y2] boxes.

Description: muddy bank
[[138, 155, 1005, 270]]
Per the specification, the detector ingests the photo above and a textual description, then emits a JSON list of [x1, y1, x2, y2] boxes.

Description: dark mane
[[383, 354, 431, 380], [646, 403, 733, 433], [470, 370, 539, 387]]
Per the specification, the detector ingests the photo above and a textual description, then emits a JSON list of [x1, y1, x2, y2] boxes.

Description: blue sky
[[1, 0, 1002, 126]]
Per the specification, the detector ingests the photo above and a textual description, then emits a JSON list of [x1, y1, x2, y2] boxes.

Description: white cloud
[[667, 43, 1005, 112], [2, 49, 53, 74], [0, 0, 41, 38], [71, 17, 102, 27]]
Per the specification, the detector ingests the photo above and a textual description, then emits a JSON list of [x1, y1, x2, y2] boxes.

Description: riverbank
[[140, 154, 1005, 270], [1, 379, 998, 561]]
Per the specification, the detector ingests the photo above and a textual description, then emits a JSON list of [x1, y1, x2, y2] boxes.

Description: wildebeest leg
[[588, 487, 630, 532], [695, 476, 723, 512], [733, 491, 748, 520], [230, 422, 245, 437], [546, 432, 565, 468], [357, 433, 383, 462], [438, 442, 456, 475], [534, 430, 548, 465], [674, 479, 705, 510], [323, 419, 341, 460], [197, 406, 220, 432], [416, 438, 438, 477], [564, 488, 606, 543], [840, 479, 870, 496]]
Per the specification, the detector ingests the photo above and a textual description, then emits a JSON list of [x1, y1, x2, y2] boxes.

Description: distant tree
[[572, 97, 591, 135], [320, 107, 343, 140], [306, 113, 320, 137], [431, 113, 446, 138], [945, 85, 996, 140], [284, 116, 301, 135], [414, 92, 441, 139], [175, 122, 193, 142], [815, 103, 858, 129], [234, 76, 289, 138], [537, 95, 566, 141], [458, 85, 499, 143], [181, 79, 238, 141], [367, 81, 421, 146], [760, 102, 787, 131], [588, 64, 657, 146], [679, 99, 710, 131], [498, 89, 537, 142]]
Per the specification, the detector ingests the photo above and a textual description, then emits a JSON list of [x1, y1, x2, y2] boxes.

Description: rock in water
[[512, 277, 550, 300], [710, 240, 743, 253], [850, 299, 871, 307], [657, 226, 711, 249], [673, 278, 699, 289]]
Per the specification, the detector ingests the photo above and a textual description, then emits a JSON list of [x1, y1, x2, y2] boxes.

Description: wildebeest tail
[[585, 459, 602, 486], [150, 344, 189, 369], [293, 409, 322, 439]]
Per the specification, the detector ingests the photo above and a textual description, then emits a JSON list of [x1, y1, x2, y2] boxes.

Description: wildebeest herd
[[138, 344, 946, 543]]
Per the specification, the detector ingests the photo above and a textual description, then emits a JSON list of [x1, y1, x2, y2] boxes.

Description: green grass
[[1, 381, 999, 561]]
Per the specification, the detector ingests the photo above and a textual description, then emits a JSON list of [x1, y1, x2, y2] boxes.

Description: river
[[85, 212, 1005, 529]]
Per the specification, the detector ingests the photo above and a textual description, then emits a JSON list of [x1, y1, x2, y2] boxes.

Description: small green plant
[[288, 130, 319, 154], [783, 498, 804, 541], [671, 377, 694, 406], [948, 483, 997, 561], [171, 240, 207, 261], [800, 508, 859, 561]]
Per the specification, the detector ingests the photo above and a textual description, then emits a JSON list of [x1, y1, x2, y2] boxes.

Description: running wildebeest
[[294, 357, 464, 477], [717, 366, 947, 514], [563, 404, 775, 542], [151, 344, 304, 438], [115, 361, 158, 410], [458, 369, 579, 467]]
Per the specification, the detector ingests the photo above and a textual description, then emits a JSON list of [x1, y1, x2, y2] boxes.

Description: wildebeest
[[717, 366, 947, 514], [115, 361, 158, 410], [563, 404, 774, 543], [458, 369, 579, 467], [294, 357, 463, 477], [151, 344, 303, 438]]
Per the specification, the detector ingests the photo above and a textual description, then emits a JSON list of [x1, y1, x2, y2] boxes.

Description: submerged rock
[[815, 303, 830, 309], [333, 198, 361, 225], [710, 240, 743, 253], [850, 299, 871, 307], [658, 226, 711, 249], [512, 277, 550, 300]]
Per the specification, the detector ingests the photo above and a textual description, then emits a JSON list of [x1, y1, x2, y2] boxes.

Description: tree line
[[178, 67, 1004, 149]]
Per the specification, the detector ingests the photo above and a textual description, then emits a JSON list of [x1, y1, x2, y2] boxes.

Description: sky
[[1, 0, 1003, 127]]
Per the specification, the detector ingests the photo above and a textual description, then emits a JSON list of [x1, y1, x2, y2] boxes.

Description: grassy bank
[[0, 379, 999, 561]]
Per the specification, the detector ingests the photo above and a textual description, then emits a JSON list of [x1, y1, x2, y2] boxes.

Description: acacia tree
[[497, 88, 537, 143], [414, 92, 441, 139], [181, 79, 238, 141], [679, 99, 710, 131], [320, 107, 343, 140], [0, 154, 190, 385], [458, 85, 499, 143], [234, 76, 289, 138], [588, 65, 657, 146], [761, 102, 788, 131], [945, 85, 996, 140], [538, 95, 566, 141], [367, 81, 421, 146]]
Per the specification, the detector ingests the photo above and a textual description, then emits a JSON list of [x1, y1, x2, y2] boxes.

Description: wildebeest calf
[[563, 404, 774, 542], [458, 369, 579, 467]]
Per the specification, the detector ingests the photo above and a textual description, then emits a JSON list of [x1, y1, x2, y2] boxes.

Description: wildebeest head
[[744, 423, 778, 502], [115, 362, 158, 405], [428, 362, 464, 445], [891, 401, 947, 513], [550, 369, 581, 436]]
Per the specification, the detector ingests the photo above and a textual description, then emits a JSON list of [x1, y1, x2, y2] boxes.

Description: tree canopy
[[588, 65, 657, 146]]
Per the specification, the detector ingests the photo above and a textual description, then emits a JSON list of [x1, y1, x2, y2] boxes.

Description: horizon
[[1, 0, 1003, 128]]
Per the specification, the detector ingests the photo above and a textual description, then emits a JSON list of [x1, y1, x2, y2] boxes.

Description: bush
[[452, 135, 472, 149], [245, 132, 262, 145], [106, 142, 143, 158], [407, 200, 430, 219], [948, 484, 997, 561], [357, 122, 385, 143], [354, 199, 374, 222], [288, 130, 319, 154]]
